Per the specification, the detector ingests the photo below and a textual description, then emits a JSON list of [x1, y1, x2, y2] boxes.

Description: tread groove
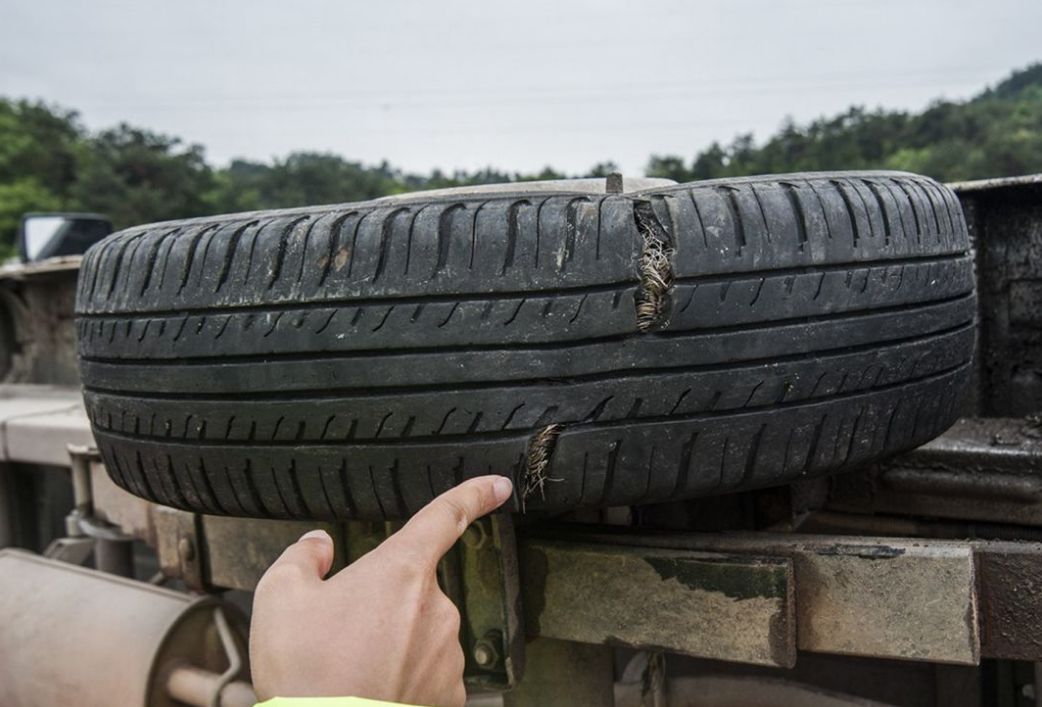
[[84, 319, 973, 403], [92, 360, 970, 450], [216, 221, 257, 292], [81, 291, 974, 366]]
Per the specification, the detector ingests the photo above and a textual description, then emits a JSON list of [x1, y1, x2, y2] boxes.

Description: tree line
[[1, 63, 1040, 256]]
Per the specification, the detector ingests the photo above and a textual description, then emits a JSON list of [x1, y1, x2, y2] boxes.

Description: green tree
[[649, 63, 1042, 183], [0, 99, 83, 251], [0, 99, 81, 198], [584, 161, 620, 178], [646, 155, 692, 182], [70, 125, 215, 230], [0, 178, 62, 258], [3, 62, 1042, 255]]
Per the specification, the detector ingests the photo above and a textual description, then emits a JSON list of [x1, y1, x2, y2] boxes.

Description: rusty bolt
[[472, 631, 503, 670]]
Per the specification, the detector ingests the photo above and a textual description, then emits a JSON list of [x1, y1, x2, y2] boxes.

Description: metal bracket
[[455, 513, 525, 690], [154, 507, 205, 590], [342, 514, 526, 690], [162, 607, 257, 707], [209, 608, 245, 707]]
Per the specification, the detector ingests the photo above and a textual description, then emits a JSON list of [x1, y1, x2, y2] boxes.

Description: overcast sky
[[3, 0, 1040, 176]]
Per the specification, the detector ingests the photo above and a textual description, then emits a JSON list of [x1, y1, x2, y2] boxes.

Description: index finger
[[383, 475, 514, 568]]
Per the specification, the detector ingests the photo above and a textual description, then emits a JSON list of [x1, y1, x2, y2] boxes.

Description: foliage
[[70, 125, 215, 229], [0, 99, 81, 199], [0, 178, 61, 259], [1, 64, 1041, 251], [648, 64, 1042, 183]]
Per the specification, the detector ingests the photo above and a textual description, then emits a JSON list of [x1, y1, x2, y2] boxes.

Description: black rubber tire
[[76, 171, 976, 520]]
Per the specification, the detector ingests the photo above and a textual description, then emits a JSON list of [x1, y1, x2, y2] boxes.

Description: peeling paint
[[644, 556, 787, 601]]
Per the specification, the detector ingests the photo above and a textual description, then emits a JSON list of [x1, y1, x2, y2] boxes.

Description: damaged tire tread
[[76, 171, 975, 520]]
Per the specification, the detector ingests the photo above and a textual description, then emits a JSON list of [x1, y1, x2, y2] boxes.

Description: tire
[[75, 171, 976, 520]]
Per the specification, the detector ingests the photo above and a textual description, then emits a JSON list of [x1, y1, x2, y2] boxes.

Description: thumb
[[266, 529, 335, 583]]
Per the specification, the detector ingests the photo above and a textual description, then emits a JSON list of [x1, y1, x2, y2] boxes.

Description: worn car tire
[[76, 171, 975, 520]]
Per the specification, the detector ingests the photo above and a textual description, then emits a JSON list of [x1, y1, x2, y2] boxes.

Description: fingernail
[[492, 476, 514, 504], [299, 529, 331, 544]]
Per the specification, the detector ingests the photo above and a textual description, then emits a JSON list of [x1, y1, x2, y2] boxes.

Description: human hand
[[249, 475, 514, 706]]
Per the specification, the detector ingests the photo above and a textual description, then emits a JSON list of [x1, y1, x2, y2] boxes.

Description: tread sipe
[[76, 171, 976, 520]]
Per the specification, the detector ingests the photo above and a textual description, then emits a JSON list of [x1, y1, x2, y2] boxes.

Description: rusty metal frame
[[830, 417, 1042, 528], [72, 445, 1042, 672]]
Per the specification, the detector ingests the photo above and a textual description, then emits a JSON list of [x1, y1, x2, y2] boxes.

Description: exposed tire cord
[[76, 171, 976, 520]]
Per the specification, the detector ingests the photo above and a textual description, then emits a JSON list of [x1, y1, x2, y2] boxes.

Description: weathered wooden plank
[[790, 541, 978, 664], [521, 539, 796, 667], [659, 534, 980, 665], [527, 529, 980, 665]]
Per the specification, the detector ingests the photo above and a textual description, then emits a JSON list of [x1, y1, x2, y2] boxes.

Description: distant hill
[[1, 64, 1040, 255], [647, 63, 1042, 183]]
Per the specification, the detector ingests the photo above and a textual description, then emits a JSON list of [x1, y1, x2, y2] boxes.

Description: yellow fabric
[[258, 698, 411, 707]]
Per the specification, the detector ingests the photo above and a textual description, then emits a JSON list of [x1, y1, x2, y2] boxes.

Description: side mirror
[[18, 213, 113, 263]]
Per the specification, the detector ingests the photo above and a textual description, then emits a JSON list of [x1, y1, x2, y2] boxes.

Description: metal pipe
[[68, 444, 93, 514], [0, 550, 249, 707], [165, 665, 256, 707], [0, 462, 13, 548], [94, 535, 134, 576]]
